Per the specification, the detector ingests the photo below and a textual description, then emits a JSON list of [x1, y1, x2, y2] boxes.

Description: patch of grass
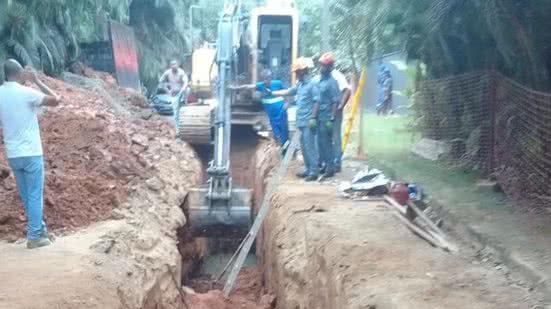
[[361, 113, 511, 213], [362, 114, 417, 156]]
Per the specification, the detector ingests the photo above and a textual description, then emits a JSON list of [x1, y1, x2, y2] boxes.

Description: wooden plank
[[386, 204, 446, 250], [383, 195, 408, 215], [222, 131, 300, 297], [407, 200, 457, 252], [384, 195, 452, 252]]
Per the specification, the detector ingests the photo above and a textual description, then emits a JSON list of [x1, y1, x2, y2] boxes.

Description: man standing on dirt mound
[[271, 57, 320, 181], [0, 59, 60, 249]]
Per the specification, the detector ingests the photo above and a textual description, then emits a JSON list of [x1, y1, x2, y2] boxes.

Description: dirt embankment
[[258, 166, 545, 309], [0, 71, 192, 240], [0, 70, 203, 309]]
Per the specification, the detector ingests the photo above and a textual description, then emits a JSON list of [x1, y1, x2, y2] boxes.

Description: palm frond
[[5, 38, 33, 66]]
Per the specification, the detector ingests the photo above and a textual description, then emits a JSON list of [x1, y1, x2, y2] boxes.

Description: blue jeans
[[333, 109, 344, 168], [318, 121, 335, 174], [8, 156, 47, 240], [264, 102, 289, 145], [299, 126, 319, 177]]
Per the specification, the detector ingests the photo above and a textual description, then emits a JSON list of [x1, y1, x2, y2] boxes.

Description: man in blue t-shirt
[[230, 69, 289, 151]]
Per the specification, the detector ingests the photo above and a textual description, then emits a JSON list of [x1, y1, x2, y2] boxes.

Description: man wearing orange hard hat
[[270, 57, 321, 181], [316, 52, 341, 178]]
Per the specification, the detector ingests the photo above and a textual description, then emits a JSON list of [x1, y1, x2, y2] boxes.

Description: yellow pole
[[342, 68, 366, 152]]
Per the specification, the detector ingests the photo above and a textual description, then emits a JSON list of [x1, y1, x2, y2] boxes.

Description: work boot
[[41, 231, 56, 242], [304, 175, 318, 182], [296, 171, 307, 178], [27, 237, 52, 249], [323, 171, 335, 178]]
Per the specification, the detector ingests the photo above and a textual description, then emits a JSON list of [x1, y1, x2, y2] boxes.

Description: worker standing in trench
[[229, 69, 290, 153], [159, 60, 189, 97], [0, 59, 60, 249], [315, 52, 341, 178], [270, 58, 320, 181]]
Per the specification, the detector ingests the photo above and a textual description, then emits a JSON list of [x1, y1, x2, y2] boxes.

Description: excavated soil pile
[[0, 70, 191, 241]]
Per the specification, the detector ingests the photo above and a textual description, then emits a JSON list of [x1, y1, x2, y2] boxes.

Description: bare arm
[[30, 72, 60, 107], [229, 84, 256, 91], [181, 72, 189, 90], [338, 88, 352, 109], [332, 82, 342, 120], [271, 88, 293, 97]]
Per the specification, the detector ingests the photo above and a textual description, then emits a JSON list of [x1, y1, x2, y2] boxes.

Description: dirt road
[[258, 162, 546, 309]]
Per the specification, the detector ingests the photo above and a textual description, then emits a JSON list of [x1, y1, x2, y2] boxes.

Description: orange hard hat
[[319, 52, 335, 65], [292, 57, 309, 72]]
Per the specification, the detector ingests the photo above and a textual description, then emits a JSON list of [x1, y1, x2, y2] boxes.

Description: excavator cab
[[181, 0, 299, 238]]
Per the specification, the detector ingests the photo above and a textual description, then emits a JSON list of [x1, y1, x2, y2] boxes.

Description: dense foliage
[[0, 0, 192, 88], [298, 0, 551, 90], [2, 0, 550, 90]]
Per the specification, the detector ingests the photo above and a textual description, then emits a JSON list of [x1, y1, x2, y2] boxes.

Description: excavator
[[178, 0, 299, 237]]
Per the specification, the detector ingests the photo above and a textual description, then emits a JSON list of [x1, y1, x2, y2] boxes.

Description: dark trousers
[[318, 122, 335, 174]]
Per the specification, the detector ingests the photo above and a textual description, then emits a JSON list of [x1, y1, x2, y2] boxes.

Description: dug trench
[[176, 126, 280, 309]]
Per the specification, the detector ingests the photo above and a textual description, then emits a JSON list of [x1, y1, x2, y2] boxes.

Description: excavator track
[[177, 104, 213, 145]]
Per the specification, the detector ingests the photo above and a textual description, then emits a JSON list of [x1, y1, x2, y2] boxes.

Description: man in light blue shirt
[[271, 58, 320, 181], [0, 59, 60, 249]]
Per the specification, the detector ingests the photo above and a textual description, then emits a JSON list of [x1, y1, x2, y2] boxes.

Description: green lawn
[[361, 113, 511, 213]]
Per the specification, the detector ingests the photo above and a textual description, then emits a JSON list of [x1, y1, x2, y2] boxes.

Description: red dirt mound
[[0, 71, 178, 241]]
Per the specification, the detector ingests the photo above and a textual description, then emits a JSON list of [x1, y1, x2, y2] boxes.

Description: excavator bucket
[[186, 186, 253, 238]]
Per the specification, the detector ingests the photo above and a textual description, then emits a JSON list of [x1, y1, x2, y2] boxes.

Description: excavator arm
[[186, 0, 253, 237], [208, 0, 241, 197]]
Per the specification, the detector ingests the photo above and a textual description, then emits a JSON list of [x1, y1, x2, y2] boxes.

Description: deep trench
[[176, 126, 273, 296]]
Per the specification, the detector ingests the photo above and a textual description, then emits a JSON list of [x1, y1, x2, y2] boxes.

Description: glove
[[325, 120, 334, 130], [308, 119, 318, 130]]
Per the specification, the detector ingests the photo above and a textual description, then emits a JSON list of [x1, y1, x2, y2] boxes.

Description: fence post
[[488, 69, 498, 173]]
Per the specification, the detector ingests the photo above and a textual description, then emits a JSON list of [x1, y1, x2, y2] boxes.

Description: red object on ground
[[390, 183, 409, 205]]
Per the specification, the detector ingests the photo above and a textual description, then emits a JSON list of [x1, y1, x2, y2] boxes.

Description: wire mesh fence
[[364, 70, 551, 209], [415, 71, 492, 170]]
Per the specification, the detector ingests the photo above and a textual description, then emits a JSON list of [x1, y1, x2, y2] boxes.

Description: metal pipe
[[321, 0, 330, 52], [189, 5, 201, 51]]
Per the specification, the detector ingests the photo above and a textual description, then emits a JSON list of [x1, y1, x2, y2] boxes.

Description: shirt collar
[[300, 75, 311, 85]]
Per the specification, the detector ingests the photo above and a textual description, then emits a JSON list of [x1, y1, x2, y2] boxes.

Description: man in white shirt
[[331, 69, 351, 172], [0, 59, 60, 249], [159, 60, 189, 96]]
